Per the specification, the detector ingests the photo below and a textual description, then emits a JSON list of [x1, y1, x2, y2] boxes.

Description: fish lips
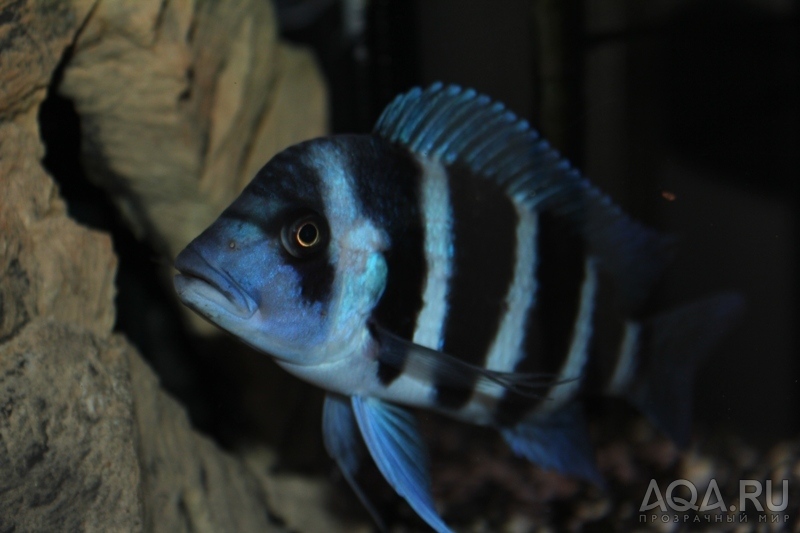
[[173, 247, 257, 320]]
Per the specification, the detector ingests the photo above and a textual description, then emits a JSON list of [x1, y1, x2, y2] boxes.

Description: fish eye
[[281, 212, 329, 258], [296, 222, 319, 247]]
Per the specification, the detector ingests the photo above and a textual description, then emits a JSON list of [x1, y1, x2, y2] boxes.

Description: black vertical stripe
[[295, 259, 336, 305], [434, 164, 519, 409], [248, 141, 328, 210], [494, 211, 588, 426], [369, 322, 410, 385], [334, 135, 427, 385], [222, 141, 338, 305]]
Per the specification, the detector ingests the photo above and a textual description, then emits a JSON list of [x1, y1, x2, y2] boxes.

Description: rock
[[0, 0, 95, 120], [0, 322, 143, 532], [58, 0, 326, 335], [247, 448, 372, 533], [0, 7, 139, 528], [129, 336, 285, 533], [0, 0, 343, 531], [0, 321, 298, 532], [59, 0, 328, 261]]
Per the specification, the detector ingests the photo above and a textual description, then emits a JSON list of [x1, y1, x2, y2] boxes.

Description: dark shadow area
[[37, 48, 252, 448], [650, 0, 800, 441], [278, 0, 420, 133], [659, 1, 799, 194]]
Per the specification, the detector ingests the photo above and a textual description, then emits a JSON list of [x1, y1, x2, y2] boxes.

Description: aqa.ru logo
[[639, 479, 790, 525]]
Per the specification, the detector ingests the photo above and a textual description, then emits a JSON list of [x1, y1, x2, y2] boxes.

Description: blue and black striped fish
[[174, 84, 741, 532]]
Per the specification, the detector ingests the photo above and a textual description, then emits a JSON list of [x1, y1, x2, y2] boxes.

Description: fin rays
[[375, 83, 673, 312], [352, 396, 453, 533], [373, 323, 563, 400]]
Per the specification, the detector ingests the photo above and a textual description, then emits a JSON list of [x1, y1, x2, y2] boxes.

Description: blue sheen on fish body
[[174, 84, 742, 533], [176, 187, 329, 360], [176, 139, 392, 388]]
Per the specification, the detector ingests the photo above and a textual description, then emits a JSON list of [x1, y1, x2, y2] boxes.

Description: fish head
[[174, 138, 389, 367]]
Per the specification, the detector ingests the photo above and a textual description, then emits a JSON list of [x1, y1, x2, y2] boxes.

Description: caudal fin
[[624, 292, 744, 447]]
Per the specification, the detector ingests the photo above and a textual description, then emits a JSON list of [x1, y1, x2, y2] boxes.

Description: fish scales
[[335, 136, 428, 363], [340, 144, 587, 419], [409, 158, 452, 356], [582, 269, 631, 394], [436, 164, 519, 409], [173, 83, 743, 533], [492, 211, 589, 425]]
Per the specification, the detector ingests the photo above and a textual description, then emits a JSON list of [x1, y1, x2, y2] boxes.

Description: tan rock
[[128, 336, 287, 533], [0, 0, 342, 531], [0, 322, 143, 532], [59, 0, 327, 260], [0, 0, 96, 119]]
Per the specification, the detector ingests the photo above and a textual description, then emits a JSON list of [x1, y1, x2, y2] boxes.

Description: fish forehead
[[231, 138, 335, 219], [306, 141, 363, 231], [248, 137, 384, 234]]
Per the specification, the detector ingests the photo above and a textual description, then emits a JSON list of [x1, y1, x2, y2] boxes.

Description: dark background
[[40, 0, 799, 470], [277, 0, 800, 443]]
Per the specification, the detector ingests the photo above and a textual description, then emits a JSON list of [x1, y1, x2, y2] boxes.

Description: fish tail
[[622, 292, 744, 447]]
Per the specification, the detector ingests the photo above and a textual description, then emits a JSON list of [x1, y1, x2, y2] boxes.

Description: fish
[[173, 83, 742, 532]]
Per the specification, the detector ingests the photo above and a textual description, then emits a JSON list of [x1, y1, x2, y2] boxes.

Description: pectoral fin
[[373, 323, 559, 398], [322, 394, 386, 531], [351, 395, 453, 533]]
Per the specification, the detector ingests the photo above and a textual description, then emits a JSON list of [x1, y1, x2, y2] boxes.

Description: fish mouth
[[173, 247, 257, 320]]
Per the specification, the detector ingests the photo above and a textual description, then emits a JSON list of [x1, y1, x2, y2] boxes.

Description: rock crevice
[[0, 1, 342, 531]]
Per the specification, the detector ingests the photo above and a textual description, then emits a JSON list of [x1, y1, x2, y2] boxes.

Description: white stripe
[[607, 322, 641, 395], [485, 209, 538, 372], [538, 258, 597, 414], [411, 158, 454, 351], [375, 364, 438, 410], [454, 207, 538, 425], [465, 208, 537, 408], [311, 143, 360, 241], [378, 157, 453, 410], [308, 143, 389, 364]]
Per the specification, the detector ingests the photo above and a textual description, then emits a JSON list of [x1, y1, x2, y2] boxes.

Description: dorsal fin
[[374, 83, 673, 312]]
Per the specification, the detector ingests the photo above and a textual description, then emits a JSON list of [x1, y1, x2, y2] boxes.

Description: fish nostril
[[228, 240, 237, 250]]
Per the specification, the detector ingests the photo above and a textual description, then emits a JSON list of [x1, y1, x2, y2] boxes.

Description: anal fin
[[500, 403, 604, 486], [322, 394, 387, 531], [352, 396, 453, 533], [624, 292, 744, 447]]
